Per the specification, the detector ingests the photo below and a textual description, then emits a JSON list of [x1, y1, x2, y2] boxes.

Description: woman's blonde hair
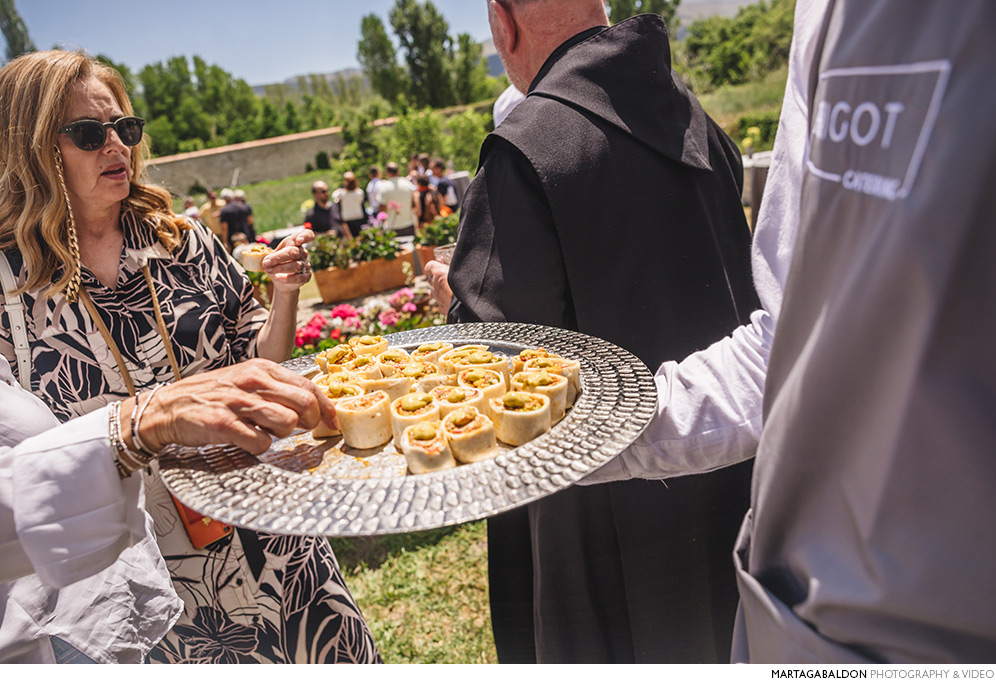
[[0, 50, 187, 300]]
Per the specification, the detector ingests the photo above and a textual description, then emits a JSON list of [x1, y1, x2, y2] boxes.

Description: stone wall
[[145, 125, 356, 195]]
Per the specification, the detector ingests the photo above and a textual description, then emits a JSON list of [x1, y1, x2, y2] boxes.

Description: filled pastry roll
[[315, 344, 356, 373], [357, 374, 413, 402], [430, 385, 489, 418], [511, 370, 569, 422], [311, 383, 365, 438], [511, 347, 555, 375], [315, 370, 355, 387], [342, 355, 383, 380], [400, 361, 452, 393], [377, 347, 412, 376], [400, 421, 457, 474], [450, 349, 510, 386], [390, 392, 441, 448], [523, 356, 581, 407], [457, 368, 507, 407], [336, 390, 392, 449], [441, 407, 499, 464], [438, 344, 488, 374], [489, 391, 552, 446], [240, 244, 273, 272], [410, 341, 454, 366], [349, 334, 389, 357]]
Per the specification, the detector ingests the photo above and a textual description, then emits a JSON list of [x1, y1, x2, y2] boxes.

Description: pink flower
[[330, 304, 358, 319], [376, 211, 388, 222], [378, 310, 401, 328], [256, 237, 271, 245], [401, 302, 417, 313], [330, 329, 342, 340], [309, 313, 328, 327], [342, 316, 361, 331], [390, 287, 414, 308]]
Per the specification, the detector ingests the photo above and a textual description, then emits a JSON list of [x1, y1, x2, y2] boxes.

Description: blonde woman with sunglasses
[[0, 51, 379, 664]]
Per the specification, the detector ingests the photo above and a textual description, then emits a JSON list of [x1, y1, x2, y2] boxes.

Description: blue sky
[[18, 0, 495, 86]]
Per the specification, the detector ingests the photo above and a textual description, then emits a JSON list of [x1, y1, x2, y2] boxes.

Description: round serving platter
[[159, 322, 657, 537]]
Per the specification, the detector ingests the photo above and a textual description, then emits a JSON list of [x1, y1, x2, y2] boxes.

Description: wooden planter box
[[414, 245, 435, 270], [314, 249, 415, 303]]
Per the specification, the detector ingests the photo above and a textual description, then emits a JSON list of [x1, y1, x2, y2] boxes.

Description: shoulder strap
[[0, 252, 31, 390]]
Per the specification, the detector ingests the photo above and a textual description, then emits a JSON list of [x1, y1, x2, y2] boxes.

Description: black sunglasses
[[58, 116, 145, 151]]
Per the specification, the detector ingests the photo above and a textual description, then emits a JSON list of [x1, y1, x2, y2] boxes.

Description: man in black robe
[[429, 1, 759, 663]]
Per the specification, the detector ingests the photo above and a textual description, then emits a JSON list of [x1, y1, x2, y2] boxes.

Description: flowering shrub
[[292, 283, 445, 358]]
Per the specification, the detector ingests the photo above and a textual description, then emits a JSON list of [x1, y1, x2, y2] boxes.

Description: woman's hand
[[263, 228, 315, 293], [130, 359, 335, 455], [423, 260, 452, 313]]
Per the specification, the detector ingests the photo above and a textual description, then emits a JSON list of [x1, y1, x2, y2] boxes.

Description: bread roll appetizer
[[450, 349, 510, 386], [400, 361, 452, 393], [511, 347, 555, 375], [312, 383, 365, 438], [430, 385, 489, 418], [336, 390, 392, 449], [511, 370, 569, 422], [410, 341, 454, 366], [241, 243, 273, 272], [489, 391, 552, 446], [342, 355, 382, 380], [442, 407, 499, 464], [315, 345, 356, 373], [358, 375, 412, 402], [400, 421, 457, 474], [438, 344, 488, 374], [457, 368, 507, 407], [316, 370, 354, 387], [349, 335, 389, 357], [377, 348, 412, 376], [523, 357, 581, 407], [390, 392, 441, 448]]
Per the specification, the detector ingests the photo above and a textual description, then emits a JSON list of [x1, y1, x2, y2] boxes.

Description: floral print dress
[[0, 212, 380, 664]]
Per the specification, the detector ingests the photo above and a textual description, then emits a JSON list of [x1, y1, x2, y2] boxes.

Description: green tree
[[389, 0, 454, 108], [256, 98, 287, 139], [606, 0, 680, 29], [442, 108, 490, 174], [96, 54, 138, 104], [0, 0, 34, 60], [451, 33, 490, 105], [380, 108, 443, 164], [358, 14, 406, 104]]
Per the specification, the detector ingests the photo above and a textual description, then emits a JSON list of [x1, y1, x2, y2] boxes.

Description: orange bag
[[171, 495, 233, 549]]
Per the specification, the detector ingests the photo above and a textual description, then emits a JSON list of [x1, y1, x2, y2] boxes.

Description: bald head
[[488, 0, 609, 92]]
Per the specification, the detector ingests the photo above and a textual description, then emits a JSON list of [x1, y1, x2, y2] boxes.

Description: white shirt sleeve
[[0, 402, 145, 588]]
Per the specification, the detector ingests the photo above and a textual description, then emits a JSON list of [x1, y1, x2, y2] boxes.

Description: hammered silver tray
[[160, 322, 657, 537]]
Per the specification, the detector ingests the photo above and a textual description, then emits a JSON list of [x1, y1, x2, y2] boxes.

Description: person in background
[[332, 171, 367, 236], [0, 50, 379, 664], [376, 161, 418, 236], [220, 187, 255, 247], [428, 0, 757, 663], [198, 188, 227, 246], [414, 174, 441, 231], [305, 180, 349, 238], [0, 356, 338, 663], [430, 159, 459, 212], [366, 165, 382, 215]]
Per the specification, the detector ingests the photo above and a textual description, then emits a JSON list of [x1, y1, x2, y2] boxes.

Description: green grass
[[329, 521, 497, 664], [697, 65, 789, 130]]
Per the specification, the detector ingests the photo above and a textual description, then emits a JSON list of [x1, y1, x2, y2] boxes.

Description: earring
[[53, 145, 82, 303]]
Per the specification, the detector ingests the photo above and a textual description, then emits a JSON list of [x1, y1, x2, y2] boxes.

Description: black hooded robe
[[447, 16, 759, 663]]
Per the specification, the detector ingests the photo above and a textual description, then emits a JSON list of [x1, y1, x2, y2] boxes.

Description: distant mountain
[[252, 68, 366, 96]]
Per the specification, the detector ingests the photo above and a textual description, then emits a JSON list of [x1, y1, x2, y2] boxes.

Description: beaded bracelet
[[131, 382, 167, 456], [108, 400, 152, 479]]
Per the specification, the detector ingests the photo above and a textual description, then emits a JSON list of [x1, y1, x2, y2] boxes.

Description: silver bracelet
[[131, 382, 168, 456], [108, 400, 148, 479]]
